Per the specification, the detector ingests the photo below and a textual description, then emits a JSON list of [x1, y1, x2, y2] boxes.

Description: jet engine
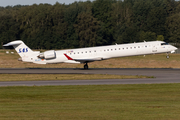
[[38, 50, 56, 59]]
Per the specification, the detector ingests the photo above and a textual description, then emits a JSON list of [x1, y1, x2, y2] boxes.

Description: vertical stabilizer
[[3, 40, 34, 58]]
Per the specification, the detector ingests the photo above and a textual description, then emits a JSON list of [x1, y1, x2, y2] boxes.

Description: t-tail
[[3, 40, 44, 64]]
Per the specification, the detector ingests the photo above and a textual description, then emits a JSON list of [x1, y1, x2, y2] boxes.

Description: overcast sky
[[0, 0, 94, 7]]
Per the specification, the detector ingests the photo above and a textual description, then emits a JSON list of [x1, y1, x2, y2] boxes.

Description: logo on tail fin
[[19, 48, 28, 53]]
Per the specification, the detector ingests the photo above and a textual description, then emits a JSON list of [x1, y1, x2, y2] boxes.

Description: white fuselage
[[38, 41, 177, 64], [3, 40, 177, 65]]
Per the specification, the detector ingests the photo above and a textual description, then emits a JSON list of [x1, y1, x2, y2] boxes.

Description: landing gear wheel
[[166, 53, 170, 59], [84, 63, 88, 70]]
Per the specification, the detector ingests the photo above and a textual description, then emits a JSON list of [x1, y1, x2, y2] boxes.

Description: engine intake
[[38, 50, 56, 59]]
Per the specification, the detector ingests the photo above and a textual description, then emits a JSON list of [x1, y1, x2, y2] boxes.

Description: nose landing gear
[[166, 53, 170, 59]]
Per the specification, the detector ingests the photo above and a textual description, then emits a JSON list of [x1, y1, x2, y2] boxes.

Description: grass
[[0, 49, 180, 68], [0, 84, 180, 119], [0, 50, 179, 120], [0, 74, 152, 81]]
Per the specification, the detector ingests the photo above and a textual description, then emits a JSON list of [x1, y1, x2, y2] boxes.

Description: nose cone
[[173, 46, 178, 50], [170, 46, 178, 53], [175, 47, 178, 50]]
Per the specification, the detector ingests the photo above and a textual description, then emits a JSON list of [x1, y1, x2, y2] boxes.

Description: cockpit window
[[161, 43, 169, 45]]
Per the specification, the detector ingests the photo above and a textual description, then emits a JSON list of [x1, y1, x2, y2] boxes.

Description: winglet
[[64, 54, 73, 60]]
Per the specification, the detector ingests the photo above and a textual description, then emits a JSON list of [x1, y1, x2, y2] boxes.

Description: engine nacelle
[[38, 50, 56, 59]]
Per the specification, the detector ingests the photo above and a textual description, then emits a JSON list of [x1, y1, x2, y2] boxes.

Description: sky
[[0, 0, 94, 7]]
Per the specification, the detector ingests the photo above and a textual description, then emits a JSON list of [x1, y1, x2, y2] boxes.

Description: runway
[[0, 68, 180, 86]]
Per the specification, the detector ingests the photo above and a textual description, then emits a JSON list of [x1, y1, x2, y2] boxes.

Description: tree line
[[0, 0, 180, 49]]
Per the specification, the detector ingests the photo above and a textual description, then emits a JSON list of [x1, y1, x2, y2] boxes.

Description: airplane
[[3, 40, 178, 69]]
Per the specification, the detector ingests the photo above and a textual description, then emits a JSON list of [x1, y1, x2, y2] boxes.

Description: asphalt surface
[[0, 68, 180, 86]]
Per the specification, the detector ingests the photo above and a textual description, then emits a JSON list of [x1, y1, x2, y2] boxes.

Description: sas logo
[[19, 48, 28, 53]]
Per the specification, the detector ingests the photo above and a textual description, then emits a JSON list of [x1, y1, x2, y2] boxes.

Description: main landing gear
[[84, 63, 88, 69]]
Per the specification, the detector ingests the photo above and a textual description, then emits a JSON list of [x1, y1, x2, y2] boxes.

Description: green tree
[[74, 12, 100, 47], [132, 0, 153, 31], [166, 13, 180, 43], [147, 6, 167, 36], [121, 26, 139, 43], [112, 0, 134, 44], [0, 9, 20, 48], [63, 2, 82, 48], [1, 0, 180, 49], [92, 0, 114, 45], [157, 35, 164, 41], [139, 31, 157, 41]]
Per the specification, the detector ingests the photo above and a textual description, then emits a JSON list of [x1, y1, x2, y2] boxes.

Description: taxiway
[[0, 68, 179, 86]]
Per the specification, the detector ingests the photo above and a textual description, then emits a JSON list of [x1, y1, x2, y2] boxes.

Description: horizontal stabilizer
[[3, 40, 23, 47]]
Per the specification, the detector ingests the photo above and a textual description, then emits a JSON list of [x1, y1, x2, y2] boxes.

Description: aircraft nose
[[170, 46, 178, 53], [174, 46, 178, 50]]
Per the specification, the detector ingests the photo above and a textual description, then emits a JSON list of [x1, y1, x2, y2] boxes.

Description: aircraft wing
[[64, 54, 103, 63]]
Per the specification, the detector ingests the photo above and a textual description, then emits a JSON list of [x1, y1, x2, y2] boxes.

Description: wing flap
[[74, 58, 103, 63]]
